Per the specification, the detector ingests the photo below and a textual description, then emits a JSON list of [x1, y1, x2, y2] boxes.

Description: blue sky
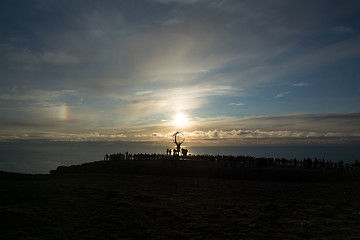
[[0, 0, 360, 146]]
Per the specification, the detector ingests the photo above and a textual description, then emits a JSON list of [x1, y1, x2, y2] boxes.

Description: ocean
[[0, 141, 359, 174]]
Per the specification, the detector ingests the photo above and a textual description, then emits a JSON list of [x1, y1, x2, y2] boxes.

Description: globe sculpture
[[173, 132, 185, 156]]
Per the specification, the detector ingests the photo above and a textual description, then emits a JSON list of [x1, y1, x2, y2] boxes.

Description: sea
[[0, 141, 359, 174]]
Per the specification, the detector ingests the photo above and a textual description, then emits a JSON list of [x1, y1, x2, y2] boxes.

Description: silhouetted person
[[355, 160, 359, 167], [305, 158, 312, 168], [313, 158, 319, 168], [339, 160, 344, 170], [182, 148, 188, 157]]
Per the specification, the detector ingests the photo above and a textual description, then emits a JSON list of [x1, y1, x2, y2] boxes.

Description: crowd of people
[[104, 152, 360, 170]]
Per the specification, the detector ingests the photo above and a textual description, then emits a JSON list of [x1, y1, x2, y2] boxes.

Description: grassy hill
[[1, 158, 360, 239]]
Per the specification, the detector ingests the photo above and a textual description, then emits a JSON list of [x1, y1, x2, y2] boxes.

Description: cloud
[[184, 129, 359, 140], [174, 112, 360, 137], [0, 88, 103, 129], [144, 112, 360, 145], [0, 44, 80, 70], [136, 112, 360, 139], [229, 102, 245, 106], [0, 0, 308, 91], [331, 26, 354, 34], [40, 51, 80, 64], [0, 89, 77, 102], [2, 0, 357, 94], [0, 0, 359, 146], [0, 131, 128, 142], [154, 0, 202, 4], [274, 91, 290, 98], [273, 36, 360, 76], [293, 82, 309, 87], [1, 112, 359, 144], [142, 125, 360, 146], [116, 85, 239, 118]]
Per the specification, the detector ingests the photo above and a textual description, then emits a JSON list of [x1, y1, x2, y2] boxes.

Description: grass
[[1, 170, 360, 239]]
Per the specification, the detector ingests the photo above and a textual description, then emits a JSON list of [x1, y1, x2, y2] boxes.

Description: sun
[[174, 112, 187, 127]]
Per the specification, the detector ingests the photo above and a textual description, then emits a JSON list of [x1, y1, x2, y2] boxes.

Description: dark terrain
[[1, 159, 360, 239]]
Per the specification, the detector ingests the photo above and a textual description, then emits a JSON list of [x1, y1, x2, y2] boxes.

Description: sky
[[1, 0, 360, 147]]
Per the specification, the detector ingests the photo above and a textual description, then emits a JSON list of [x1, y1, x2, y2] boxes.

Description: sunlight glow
[[174, 112, 187, 127]]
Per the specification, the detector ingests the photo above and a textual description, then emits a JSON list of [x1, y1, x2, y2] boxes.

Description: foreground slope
[[1, 163, 360, 239]]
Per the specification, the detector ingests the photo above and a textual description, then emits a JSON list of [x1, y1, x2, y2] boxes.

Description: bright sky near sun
[[0, 0, 360, 146]]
